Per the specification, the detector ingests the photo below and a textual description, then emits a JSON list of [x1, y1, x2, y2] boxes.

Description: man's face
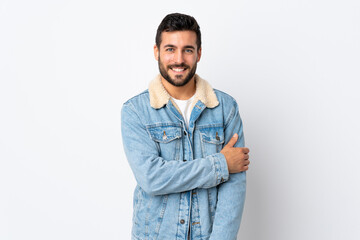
[[154, 31, 201, 87]]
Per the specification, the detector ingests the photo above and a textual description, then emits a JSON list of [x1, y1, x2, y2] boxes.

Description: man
[[121, 13, 250, 240]]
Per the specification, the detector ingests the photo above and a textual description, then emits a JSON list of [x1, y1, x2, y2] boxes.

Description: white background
[[1, 0, 360, 239]]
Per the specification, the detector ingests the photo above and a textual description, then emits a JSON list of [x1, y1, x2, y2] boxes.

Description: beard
[[158, 56, 197, 87]]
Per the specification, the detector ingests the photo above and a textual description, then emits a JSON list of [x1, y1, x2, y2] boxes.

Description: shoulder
[[122, 89, 151, 112], [123, 89, 149, 106], [212, 89, 241, 126], [121, 90, 151, 119], [213, 89, 238, 107]]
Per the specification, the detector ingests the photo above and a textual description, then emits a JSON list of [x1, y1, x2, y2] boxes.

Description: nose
[[174, 50, 184, 64]]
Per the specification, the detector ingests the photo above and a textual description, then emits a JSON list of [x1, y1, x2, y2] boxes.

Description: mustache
[[168, 64, 189, 69]]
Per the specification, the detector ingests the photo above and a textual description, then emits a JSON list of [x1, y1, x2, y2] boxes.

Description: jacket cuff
[[211, 153, 229, 184]]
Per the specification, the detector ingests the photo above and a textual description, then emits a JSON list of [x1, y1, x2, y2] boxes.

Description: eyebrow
[[163, 44, 176, 49], [163, 44, 196, 50], [184, 45, 196, 50]]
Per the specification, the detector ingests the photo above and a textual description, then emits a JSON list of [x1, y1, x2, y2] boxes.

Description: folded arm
[[121, 102, 229, 196]]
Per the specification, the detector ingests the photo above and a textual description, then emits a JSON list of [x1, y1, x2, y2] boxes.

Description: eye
[[185, 49, 193, 53], [165, 48, 174, 52]]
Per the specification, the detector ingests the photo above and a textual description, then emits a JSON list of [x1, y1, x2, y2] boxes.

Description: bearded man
[[121, 13, 250, 240]]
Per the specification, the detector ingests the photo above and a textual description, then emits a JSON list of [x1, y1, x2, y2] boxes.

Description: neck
[[161, 77, 196, 100]]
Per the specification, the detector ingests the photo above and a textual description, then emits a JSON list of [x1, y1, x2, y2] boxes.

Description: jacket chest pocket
[[199, 126, 225, 157], [146, 124, 182, 161]]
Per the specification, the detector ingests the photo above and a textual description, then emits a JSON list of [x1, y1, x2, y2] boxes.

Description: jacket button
[[220, 177, 224, 183], [184, 131, 187, 135], [183, 159, 187, 162], [180, 219, 185, 224]]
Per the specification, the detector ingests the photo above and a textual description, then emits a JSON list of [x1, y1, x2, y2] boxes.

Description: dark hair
[[156, 13, 201, 49]]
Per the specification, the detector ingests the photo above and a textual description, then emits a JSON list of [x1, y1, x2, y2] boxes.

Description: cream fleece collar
[[148, 74, 219, 109]]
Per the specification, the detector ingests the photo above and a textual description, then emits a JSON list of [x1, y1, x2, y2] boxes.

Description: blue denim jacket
[[121, 74, 246, 240]]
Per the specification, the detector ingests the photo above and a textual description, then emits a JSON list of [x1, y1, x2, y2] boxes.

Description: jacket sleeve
[[209, 102, 246, 240], [121, 101, 229, 196]]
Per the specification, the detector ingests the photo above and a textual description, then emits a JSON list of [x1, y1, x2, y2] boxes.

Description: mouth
[[169, 66, 188, 74]]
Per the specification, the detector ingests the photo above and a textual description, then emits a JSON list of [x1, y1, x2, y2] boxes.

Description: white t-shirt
[[172, 96, 194, 129]]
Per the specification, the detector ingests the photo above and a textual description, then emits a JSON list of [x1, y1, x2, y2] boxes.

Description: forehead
[[160, 31, 197, 48]]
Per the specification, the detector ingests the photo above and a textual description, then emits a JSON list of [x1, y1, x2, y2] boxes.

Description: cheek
[[161, 54, 173, 63], [185, 55, 197, 65]]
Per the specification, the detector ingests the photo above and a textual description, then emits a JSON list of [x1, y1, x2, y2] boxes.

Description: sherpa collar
[[148, 74, 219, 110]]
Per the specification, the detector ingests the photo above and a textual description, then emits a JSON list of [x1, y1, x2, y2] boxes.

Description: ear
[[154, 44, 159, 61], [197, 47, 202, 62]]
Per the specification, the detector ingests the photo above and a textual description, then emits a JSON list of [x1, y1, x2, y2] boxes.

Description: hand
[[220, 133, 250, 173]]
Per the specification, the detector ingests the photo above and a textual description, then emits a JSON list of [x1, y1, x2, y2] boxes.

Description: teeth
[[172, 68, 185, 72]]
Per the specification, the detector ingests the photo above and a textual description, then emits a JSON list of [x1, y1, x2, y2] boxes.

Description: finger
[[244, 154, 249, 160], [241, 148, 250, 154], [244, 160, 250, 166], [225, 133, 238, 148], [242, 165, 249, 171]]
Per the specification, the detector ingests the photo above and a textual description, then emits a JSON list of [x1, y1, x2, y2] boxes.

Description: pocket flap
[[147, 125, 182, 143], [199, 127, 224, 144]]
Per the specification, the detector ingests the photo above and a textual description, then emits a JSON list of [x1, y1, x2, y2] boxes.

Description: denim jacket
[[121, 74, 246, 240]]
